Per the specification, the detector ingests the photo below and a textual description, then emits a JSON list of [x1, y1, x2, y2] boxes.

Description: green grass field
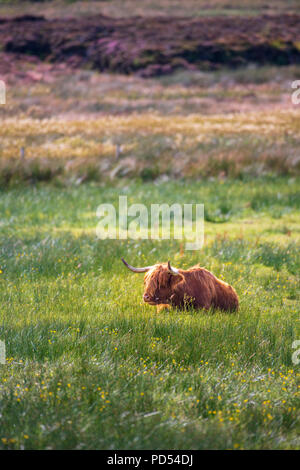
[[0, 0, 299, 449], [0, 178, 299, 449]]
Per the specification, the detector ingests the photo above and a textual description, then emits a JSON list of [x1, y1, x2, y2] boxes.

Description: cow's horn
[[121, 258, 152, 273], [167, 261, 180, 275]]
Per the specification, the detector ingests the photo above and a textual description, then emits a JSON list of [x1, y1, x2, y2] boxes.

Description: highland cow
[[121, 258, 239, 312]]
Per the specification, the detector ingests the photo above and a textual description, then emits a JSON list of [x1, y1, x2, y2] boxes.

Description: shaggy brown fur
[[143, 263, 239, 312]]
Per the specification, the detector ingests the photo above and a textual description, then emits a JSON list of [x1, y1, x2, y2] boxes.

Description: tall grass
[[1, 65, 299, 186], [0, 178, 299, 449]]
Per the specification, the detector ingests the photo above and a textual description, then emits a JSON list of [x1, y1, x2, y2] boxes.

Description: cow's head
[[121, 258, 183, 305]]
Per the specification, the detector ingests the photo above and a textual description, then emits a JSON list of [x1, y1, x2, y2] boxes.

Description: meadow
[[0, 177, 299, 449], [0, 0, 299, 451], [1, 65, 300, 185]]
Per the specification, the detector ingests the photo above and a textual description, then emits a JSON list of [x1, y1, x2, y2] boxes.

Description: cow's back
[[178, 267, 238, 311]]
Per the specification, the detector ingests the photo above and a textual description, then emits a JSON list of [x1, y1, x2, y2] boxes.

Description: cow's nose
[[143, 294, 150, 301]]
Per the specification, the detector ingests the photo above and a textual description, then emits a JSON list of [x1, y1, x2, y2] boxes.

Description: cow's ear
[[170, 273, 183, 287]]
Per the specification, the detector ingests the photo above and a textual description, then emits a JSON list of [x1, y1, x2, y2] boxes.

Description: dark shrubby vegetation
[[0, 14, 300, 76]]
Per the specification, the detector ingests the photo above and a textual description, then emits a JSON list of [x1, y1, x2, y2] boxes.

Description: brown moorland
[[0, 14, 300, 77]]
